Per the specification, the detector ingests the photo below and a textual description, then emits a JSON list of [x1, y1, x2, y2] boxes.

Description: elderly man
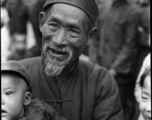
[[20, 0, 124, 119]]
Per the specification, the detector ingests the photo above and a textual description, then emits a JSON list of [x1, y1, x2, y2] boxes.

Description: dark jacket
[[20, 57, 124, 120], [21, 98, 66, 120]]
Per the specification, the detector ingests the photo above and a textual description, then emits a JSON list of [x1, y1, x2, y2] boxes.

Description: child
[[139, 66, 151, 120], [135, 53, 150, 103], [1, 60, 66, 120]]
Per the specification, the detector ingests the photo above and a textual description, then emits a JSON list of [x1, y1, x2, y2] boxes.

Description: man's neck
[[57, 58, 78, 78]]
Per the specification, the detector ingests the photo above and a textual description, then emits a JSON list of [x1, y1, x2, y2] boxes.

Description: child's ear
[[24, 92, 32, 106]]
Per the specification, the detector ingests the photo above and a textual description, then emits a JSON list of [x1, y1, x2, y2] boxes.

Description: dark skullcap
[[43, 0, 99, 26], [1, 60, 32, 93]]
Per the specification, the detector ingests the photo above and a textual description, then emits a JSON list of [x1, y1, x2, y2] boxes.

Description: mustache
[[41, 42, 73, 76], [42, 42, 72, 55]]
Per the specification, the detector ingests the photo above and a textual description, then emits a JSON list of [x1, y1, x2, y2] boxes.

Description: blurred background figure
[[7, 0, 29, 54], [6, 0, 34, 60], [89, 0, 113, 64], [2, 0, 38, 61], [134, 0, 150, 6], [28, 0, 45, 57], [1, 0, 11, 62], [7, 33, 33, 60], [131, 0, 150, 76], [89, 0, 150, 120], [1, 0, 9, 28]]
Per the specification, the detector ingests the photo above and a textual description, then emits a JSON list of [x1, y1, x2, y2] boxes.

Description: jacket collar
[[40, 56, 79, 80]]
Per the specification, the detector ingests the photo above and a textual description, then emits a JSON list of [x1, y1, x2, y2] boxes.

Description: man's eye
[[69, 29, 80, 37], [71, 29, 79, 33], [5, 91, 13, 95], [49, 23, 59, 28]]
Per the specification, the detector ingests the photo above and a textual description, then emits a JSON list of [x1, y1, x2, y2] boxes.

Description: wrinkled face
[[40, 3, 93, 76], [1, 75, 27, 120], [139, 75, 151, 120]]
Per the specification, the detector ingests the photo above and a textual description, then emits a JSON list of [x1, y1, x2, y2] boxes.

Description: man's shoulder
[[20, 57, 41, 64], [79, 59, 107, 72], [19, 57, 41, 69], [79, 60, 119, 97], [79, 59, 111, 81]]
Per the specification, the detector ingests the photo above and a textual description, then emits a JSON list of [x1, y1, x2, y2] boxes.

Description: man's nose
[[53, 29, 66, 45]]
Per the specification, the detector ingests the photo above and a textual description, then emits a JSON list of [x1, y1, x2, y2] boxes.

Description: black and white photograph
[[1, 0, 151, 120]]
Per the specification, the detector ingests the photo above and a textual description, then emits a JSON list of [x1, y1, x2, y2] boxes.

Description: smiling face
[[39, 3, 94, 76], [1, 74, 30, 120], [139, 75, 151, 120]]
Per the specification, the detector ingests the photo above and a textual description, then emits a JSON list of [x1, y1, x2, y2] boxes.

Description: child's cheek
[[139, 101, 145, 115]]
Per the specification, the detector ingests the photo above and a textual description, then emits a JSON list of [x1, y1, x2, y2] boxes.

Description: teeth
[[49, 48, 67, 55]]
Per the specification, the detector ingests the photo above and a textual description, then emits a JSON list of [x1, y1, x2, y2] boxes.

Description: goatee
[[41, 44, 72, 76], [44, 57, 65, 76]]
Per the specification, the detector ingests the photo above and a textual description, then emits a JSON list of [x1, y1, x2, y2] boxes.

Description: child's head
[[139, 66, 151, 120], [1, 61, 32, 120]]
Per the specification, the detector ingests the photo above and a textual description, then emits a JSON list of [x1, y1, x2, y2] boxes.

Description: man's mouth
[[48, 47, 69, 60], [1, 110, 7, 116], [49, 48, 68, 55]]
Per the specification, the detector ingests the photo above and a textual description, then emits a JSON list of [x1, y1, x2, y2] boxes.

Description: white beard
[[42, 43, 72, 76], [44, 57, 65, 76]]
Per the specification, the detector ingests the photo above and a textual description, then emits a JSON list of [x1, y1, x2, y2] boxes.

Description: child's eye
[[142, 97, 148, 101], [142, 97, 148, 99], [5, 91, 13, 95]]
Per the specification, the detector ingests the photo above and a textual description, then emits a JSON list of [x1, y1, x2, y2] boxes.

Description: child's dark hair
[[140, 66, 151, 87]]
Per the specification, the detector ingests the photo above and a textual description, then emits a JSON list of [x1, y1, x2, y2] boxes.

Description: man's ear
[[87, 27, 97, 45], [24, 91, 32, 106], [39, 12, 45, 32]]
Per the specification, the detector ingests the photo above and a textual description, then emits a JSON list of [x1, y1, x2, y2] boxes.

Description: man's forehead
[[43, 0, 99, 25], [46, 3, 86, 20]]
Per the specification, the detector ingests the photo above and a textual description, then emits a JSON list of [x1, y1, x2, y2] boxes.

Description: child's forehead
[[2, 74, 26, 88], [144, 75, 151, 85], [142, 76, 151, 93]]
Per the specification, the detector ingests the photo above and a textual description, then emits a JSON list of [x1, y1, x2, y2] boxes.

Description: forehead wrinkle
[[52, 3, 86, 18], [45, 4, 87, 28]]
